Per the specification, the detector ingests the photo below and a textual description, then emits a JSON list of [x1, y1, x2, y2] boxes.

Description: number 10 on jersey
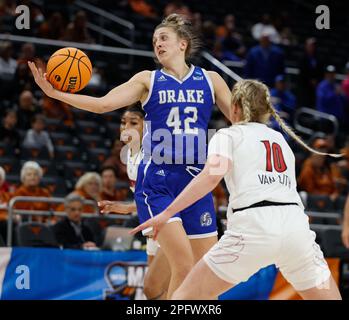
[[261, 140, 287, 173]]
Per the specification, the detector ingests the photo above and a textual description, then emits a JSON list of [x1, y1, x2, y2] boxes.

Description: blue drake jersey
[[142, 65, 215, 165]]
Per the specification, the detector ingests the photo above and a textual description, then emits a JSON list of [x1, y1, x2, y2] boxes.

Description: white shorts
[[146, 237, 159, 256], [203, 205, 331, 292]]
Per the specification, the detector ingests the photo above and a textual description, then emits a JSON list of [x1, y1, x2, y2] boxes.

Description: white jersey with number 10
[[208, 122, 304, 216]]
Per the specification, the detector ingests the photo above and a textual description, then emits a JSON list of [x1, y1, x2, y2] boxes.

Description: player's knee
[[143, 283, 157, 299], [143, 273, 164, 299]]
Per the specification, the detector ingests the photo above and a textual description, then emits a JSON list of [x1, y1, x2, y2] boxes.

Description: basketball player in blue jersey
[[28, 14, 232, 298]]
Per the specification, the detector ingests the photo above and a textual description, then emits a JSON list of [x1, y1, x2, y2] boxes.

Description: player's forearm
[[127, 202, 137, 213], [52, 90, 107, 113], [164, 170, 221, 218]]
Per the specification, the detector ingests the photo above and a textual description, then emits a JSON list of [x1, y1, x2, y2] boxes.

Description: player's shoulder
[[205, 70, 220, 80], [129, 70, 152, 89], [215, 125, 244, 140], [132, 70, 152, 81]]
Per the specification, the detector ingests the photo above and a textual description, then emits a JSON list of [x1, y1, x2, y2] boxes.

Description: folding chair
[[76, 120, 101, 135], [20, 146, 50, 161], [55, 145, 86, 162]]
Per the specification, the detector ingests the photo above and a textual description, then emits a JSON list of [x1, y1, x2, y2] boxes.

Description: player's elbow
[[97, 97, 113, 114], [204, 171, 223, 189]]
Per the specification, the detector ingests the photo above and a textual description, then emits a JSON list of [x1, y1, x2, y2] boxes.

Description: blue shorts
[[134, 161, 217, 239]]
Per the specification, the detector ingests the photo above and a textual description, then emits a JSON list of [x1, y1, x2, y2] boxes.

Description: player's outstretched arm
[[208, 71, 233, 121], [28, 61, 150, 114], [130, 154, 232, 239], [98, 200, 136, 215]]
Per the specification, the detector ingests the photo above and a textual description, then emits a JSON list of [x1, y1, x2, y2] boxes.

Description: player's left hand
[[28, 61, 56, 98], [129, 212, 170, 240]]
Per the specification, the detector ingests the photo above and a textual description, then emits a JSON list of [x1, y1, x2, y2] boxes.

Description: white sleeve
[[208, 131, 234, 162]]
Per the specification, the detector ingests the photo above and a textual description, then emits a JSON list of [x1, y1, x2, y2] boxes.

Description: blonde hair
[[75, 172, 102, 191], [155, 14, 201, 61], [231, 79, 342, 158], [20, 161, 43, 183]]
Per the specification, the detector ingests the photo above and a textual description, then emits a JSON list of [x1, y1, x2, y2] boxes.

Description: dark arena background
[[0, 0, 349, 303]]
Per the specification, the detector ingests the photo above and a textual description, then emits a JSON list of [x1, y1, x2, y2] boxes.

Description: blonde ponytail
[[231, 79, 343, 158], [266, 93, 342, 158]]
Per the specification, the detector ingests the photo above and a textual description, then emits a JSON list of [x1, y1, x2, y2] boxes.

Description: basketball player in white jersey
[[98, 104, 170, 299], [131, 79, 342, 300]]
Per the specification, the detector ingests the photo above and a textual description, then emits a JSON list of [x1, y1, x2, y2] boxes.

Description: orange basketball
[[46, 47, 92, 93]]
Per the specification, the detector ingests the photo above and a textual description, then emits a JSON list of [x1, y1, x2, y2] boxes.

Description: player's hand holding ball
[[28, 47, 92, 97]]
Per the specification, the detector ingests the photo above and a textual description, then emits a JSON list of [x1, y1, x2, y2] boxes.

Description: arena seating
[[16, 222, 59, 248]]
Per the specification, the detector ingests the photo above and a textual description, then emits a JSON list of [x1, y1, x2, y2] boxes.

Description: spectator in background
[[201, 20, 217, 52], [0, 166, 12, 195], [0, 109, 20, 155], [23, 114, 54, 159], [0, 166, 11, 242], [297, 138, 346, 200], [298, 38, 324, 108], [100, 166, 128, 201], [244, 29, 285, 87], [251, 13, 281, 44], [26, 0, 45, 31], [163, 0, 192, 20], [279, 27, 297, 47], [52, 193, 97, 250], [17, 43, 45, 71], [0, 41, 17, 100], [341, 61, 349, 101], [13, 62, 35, 95], [215, 14, 246, 62], [37, 11, 66, 40], [42, 95, 74, 127], [71, 172, 102, 213], [11, 161, 52, 222], [0, 165, 12, 213], [316, 65, 347, 126], [270, 74, 297, 123], [192, 12, 202, 33], [0, 41, 17, 82], [17, 90, 41, 130], [103, 140, 129, 183], [216, 14, 236, 38], [62, 11, 94, 44], [272, 11, 297, 46], [86, 67, 108, 94], [128, 0, 157, 19], [0, 0, 16, 16]]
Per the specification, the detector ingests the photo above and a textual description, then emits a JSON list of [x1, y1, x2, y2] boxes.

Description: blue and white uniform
[[134, 65, 217, 239]]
